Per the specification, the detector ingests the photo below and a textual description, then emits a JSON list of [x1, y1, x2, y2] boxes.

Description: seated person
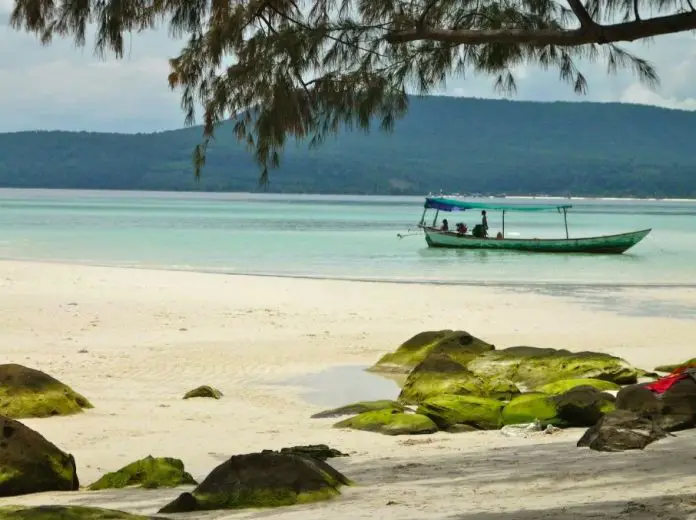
[[441, 218, 449, 231], [456, 222, 468, 234]]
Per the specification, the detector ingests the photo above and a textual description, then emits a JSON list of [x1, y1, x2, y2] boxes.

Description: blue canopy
[[424, 197, 572, 212]]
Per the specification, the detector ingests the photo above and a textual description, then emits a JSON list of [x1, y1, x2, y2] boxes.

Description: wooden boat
[[415, 197, 651, 254]]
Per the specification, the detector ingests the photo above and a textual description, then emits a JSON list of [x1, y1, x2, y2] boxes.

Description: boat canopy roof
[[424, 197, 573, 212]]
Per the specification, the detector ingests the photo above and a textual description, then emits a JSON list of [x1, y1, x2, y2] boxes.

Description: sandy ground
[[1, 259, 696, 519]]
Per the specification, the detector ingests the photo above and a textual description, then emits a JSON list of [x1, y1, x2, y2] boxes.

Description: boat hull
[[423, 228, 651, 254]]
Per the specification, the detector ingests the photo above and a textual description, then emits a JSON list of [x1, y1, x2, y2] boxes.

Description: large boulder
[[0, 416, 79, 497], [333, 409, 438, 435], [615, 383, 662, 415], [369, 330, 494, 374], [577, 410, 669, 452], [0, 505, 167, 519], [398, 353, 519, 405], [551, 386, 616, 427], [416, 394, 504, 430], [501, 393, 564, 427], [535, 378, 620, 395], [467, 347, 639, 389], [158, 452, 350, 513], [88, 455, 197, 490], [0, 364, 93, 419], [311, 400, 404, 419], [616, 378, 696, 432]]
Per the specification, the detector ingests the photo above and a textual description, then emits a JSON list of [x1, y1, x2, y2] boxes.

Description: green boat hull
[[423, 227, 651, 254]]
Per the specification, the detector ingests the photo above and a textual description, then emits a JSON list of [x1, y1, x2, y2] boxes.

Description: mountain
[[1, 95, 695, 198]]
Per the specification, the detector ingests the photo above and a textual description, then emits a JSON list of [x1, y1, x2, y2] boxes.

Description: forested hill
[[1, 95, 695, 198]]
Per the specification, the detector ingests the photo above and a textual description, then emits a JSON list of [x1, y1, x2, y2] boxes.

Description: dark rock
[[0, 363, 93, 418], [87, 455, 197, 490], [0, 416, 79, 497], [577, 410, 669, 452], [183, 385, 223, 399], [616, 383, 662, 415], [311, 400, 404, 419], [659, 377, 696, 431], [262, 444, 348, 461], [158, 451, 350, 513], [551, 386, 616, 427], [0, 505, 169, 519]]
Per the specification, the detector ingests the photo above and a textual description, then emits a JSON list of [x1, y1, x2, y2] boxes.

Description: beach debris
[[158, 451, 350, 513], [0, 505, 168, 519], [182, 385, 223, 400], [0, 416, 79, 497], [500, 420, 543, 437], [0, 363, 93, 419], [368, 330, 494, 374], [544, 424, 561, 434], [416, 394, 504, 430], [262, 444, 348, 461], [87, 455, 197, 490], [311, 400, 404, 419], [577, 409, 669, 452], [333, 409, 438, 436]]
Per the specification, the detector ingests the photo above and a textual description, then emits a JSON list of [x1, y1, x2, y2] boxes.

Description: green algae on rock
[[0, 416, 79, 497], [551, 386, 616, 427], [398, 353, 519, 405], [654, 358, 696, 373], [467, 347, 639, 389], [501, 393, 564, 427], [535, 378, 621, 395], [369, 330, 494, 374], [416, 394, 504, 430], [0, 364, 93, 419], [183, 385, 223, 399], [87, 455, 197, 490], [158, 451, 350, 513], [0, 505, 167, 519], [311, 400, 404, 419], [333, 409, 438, 435]]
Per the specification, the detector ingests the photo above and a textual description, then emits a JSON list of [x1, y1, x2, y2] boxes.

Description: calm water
[[1, 189, 695, 287]]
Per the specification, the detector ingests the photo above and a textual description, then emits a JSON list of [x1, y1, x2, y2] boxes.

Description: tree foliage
[[9, 0, 696, 184]]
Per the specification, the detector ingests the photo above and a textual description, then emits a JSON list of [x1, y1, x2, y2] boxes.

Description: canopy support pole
[[432, 210, 440, 227], [563, 208, 569, 239], [502, 211, 505, 238], [419, 208, 427, 226]]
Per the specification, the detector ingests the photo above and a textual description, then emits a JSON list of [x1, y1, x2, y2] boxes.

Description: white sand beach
[[1, 259, 696, 519]]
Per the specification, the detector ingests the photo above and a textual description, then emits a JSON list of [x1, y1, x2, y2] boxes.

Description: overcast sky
[[2, 1, 696, 134]]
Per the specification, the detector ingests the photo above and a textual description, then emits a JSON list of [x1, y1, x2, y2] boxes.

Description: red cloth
[[645, 364, 696, 394]]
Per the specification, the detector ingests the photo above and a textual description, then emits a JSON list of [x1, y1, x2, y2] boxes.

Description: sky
[[1, 0, 696, 134]]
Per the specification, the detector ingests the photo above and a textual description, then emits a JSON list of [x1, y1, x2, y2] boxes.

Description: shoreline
[[2, 259, 696, 518]]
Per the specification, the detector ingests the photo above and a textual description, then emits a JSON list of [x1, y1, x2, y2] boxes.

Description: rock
[[263, 444, 348, 461], [659, 377, 696, 431], [0, 364, 93, 419], [369, 330, 494, 374], [398, 353, 519, 404], [311, 400, 404, 419], [535, 378, 620, 395], [87, 455, 197, 490], [183, 385, 223, 399], [654, 358, 696, 373], [158, 451, 350, 513], [615, 383, 662, 415], [0, 416, 79, 497], [445, 424, 480, 433], [467, 347, 639, 389], [501, 393, 564, 427], [550, 386, 616, 427], [333, 409, 438, 435], [416, 394, 504, 430], [577, 410, 669, 452], [0, 505, 168, 519]]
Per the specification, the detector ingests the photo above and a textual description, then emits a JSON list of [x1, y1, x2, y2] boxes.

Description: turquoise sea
[[1, 188, 695, 287]]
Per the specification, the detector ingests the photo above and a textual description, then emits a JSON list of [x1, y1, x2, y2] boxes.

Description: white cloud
[[620, 83, 696, 111]]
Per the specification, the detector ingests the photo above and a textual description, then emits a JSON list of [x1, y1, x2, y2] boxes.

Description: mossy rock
[[467, 347, 640, 389], [398, 353, 519, 405], [0, 364, 93, 419], [551, 387, 616, 427], [416, 394, 504, 430], [158, 451, 350, 513], [87, 455, 197, 490], [0, 416, 79, 497], [654, 358, 696, 373], [369, 330, 494, 374], [0, 505, 167, 519], [501, 393, 564, 427], [535, 378, 621, 395], [183, 385, 223, 399], [333, 409, 438, 436], [311, 400, 404, 419]]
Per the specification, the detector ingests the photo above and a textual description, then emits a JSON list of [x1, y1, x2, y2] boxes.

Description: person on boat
[[456, 222, 467, 234], [481, 211, 489, 237], [441, 219, 449, 231]]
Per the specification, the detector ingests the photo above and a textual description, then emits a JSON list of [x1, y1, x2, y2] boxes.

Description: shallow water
[[1, 189, 695, 287]]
